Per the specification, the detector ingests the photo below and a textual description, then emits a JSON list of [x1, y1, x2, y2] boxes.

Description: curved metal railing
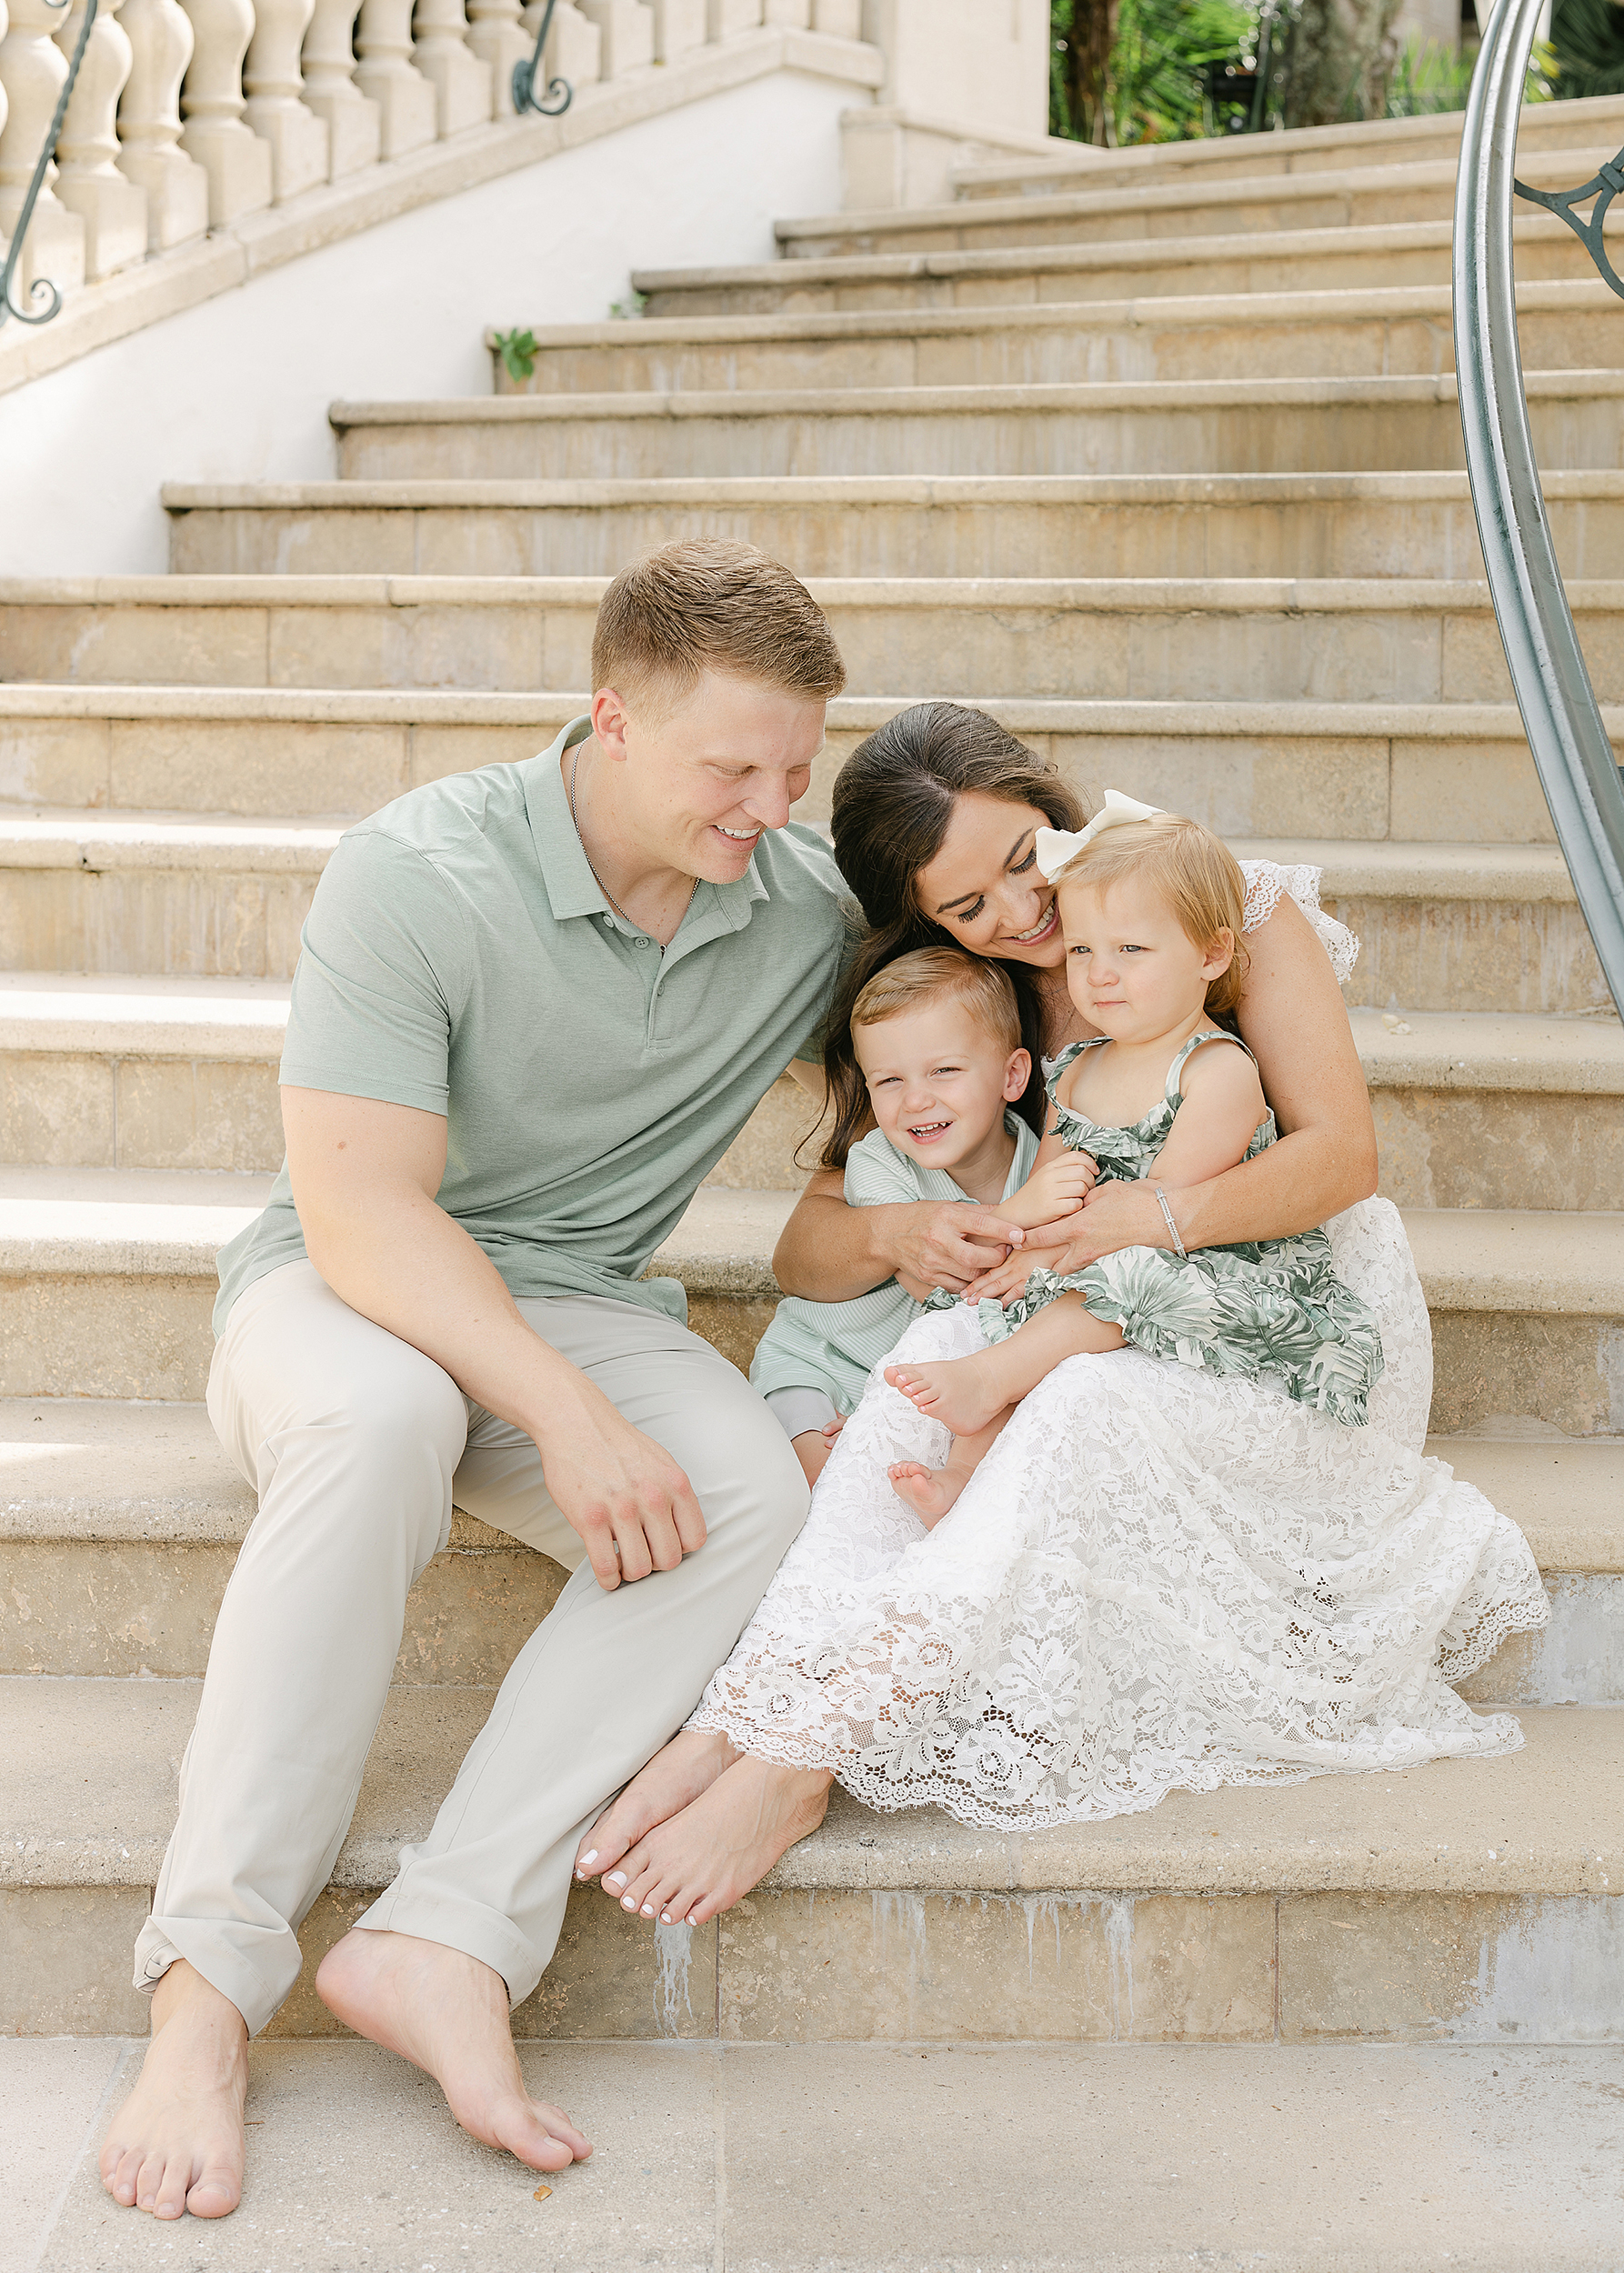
[[1453, 0, 1624, 1015]]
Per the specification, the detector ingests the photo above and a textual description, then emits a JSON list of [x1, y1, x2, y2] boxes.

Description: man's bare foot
[[316, 1929, 591, 2173], [574, 1727, 739, 1893], [887, 1460, 967, 1527], [885, 1354, 1006, 1438], [604, 1756, 832, 1927], [99, 1960, 247, 2221]]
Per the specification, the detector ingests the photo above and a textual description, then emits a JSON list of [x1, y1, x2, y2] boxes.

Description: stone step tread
[[2, 993, 1615, 1093], [3, 1397, 1617, 1570], [10, 570, 1624, 612], [772, 141, 1624, 242], [628, 210, 1609, 296], [470, 276, 1619, 351], [325, 370, 1624, 423], [0, 819, 1582, 900], [0, 683, 1608, 740], [152, 469, 1624, 509], [3, 1676, 1617, 1896], [20, 2038, 1624, 2273], [0, 1172, 1618, 1312]]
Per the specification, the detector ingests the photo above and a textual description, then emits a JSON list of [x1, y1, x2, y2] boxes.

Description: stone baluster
[[519, 0, 597, 85], [464, 0, 525, 114], [410, 0, 489, 132], [578, 0, 647, 75], [762, 0, 807, 22], [52, 0, 147, 275], [115, 0, 208, 247], [649, 0, 700, 56], [705, 0, 759, 35], [0, 0, 85, 305], [178, 0, 272, 221], [301, 0, 378, 174], [242, 0, 327, 197], [355, 0, 435, 153], [810, 0, 857, 31]]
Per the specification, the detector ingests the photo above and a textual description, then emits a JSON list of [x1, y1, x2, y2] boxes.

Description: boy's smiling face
[[854, 998, 1029, 1173]]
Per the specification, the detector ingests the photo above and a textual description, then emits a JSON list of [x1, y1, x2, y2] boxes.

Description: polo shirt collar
[[524, 715, 770, 936]]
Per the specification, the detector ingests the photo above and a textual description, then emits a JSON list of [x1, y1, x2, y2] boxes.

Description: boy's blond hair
[[591, 538, 847, 720], [850, 946, 1022, 1060], [1049, 814, 1250, 1018]]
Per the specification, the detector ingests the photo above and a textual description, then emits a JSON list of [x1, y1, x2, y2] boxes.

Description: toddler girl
[[885, 794, 1384, 1511], [751, 946, 1096, 1487]]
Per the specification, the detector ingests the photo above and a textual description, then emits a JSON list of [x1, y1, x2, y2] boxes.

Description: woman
[[571, 705, 1549, 1928]]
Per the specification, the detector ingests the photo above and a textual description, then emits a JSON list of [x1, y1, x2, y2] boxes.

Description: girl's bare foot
[[885, 1355, 1006, 1438], [602, 1756, 832, 1927], [99, 1960, 248, 2222], [316, 1930, 590, 2173], [575, 1727, 737, 1889], [887, 1460, 966, 1527]]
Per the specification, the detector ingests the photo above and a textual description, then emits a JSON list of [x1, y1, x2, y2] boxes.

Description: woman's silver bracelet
[[1154, 1184, 1188, 1259]]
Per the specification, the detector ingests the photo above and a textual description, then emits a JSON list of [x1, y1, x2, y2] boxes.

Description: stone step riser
[[4, 1046, 1618, 1204], [1, 1262, 1617, 1431], [490, 306, 1616, 398], [10, 1875, 1624, 2045], [328, 395, 1622, 483], [0, 1530, 1609, 1702], [634, 229, 1596, 316], [0, 708, 1569, 846], [6, 588, 1616, 705], [0, 862, 1603, 1012]]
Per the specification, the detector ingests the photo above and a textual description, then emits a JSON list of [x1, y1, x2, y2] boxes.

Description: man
[[98, 542, 871, 2222]]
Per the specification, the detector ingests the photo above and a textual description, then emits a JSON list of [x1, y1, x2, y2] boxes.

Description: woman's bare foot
[[603, 1756, 832, 1927], [99, 1960, 248, 2221], [574, 1727, 738, 1891], [885, 1354, 1006, 1438], [316, 1929, 591, 2173], [887, 1460, 967, 1527]]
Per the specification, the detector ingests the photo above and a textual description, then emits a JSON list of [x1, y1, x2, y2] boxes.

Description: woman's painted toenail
[[640, 1903, 654, 1917], [577, 1849, 596, 1867], [606, 1871, 626, 1888], [660, 1912, 672, 1923], [621, 1895, 637, 1909]]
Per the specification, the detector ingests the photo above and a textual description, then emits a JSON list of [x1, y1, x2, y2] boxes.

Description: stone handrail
[[0, 0, 865, 318]]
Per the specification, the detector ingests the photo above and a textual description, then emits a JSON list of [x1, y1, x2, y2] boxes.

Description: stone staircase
[[5, 95, 1624, 2073]]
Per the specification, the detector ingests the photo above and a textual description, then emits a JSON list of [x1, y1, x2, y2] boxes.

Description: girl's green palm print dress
[[980, 1031, 1384, 1427]]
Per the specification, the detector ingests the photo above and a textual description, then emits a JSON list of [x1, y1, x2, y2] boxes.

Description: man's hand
[[534, 1372, 707, 1589], [890, 1200, 1026, 1299], [964, 1177, 1178, 1300]]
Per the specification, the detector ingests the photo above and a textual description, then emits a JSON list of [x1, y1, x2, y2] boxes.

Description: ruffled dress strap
[[1239, 857, 1358, 986]]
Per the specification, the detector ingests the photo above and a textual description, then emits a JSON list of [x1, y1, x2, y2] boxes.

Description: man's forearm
[[773, 1189, 901, 1301]]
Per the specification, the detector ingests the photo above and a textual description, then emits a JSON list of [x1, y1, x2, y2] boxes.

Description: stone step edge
[[0, 686, 1604, 738], [154, 470, 1624, 510], [326, 370, 1624, 424], [0, 828, 1579, 901], [771, 141, 1624, 244], [2, 1685, 1613, 1898], [628, 209, 1615, 295], [0, 1187, 1619, 1315], [3, 1002, 1617, 1096], [470, 276, 1622, 354]]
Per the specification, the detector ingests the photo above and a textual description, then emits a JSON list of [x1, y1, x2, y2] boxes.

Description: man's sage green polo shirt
[[214, 716, 849, 1334]]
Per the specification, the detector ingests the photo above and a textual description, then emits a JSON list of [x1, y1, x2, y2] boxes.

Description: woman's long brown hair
[[820, 702, 1088, 1169]]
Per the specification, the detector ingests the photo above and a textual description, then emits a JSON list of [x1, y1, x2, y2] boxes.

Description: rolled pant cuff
[[354, 1890, 541, 2008], [133, 1918, 289, 2039]]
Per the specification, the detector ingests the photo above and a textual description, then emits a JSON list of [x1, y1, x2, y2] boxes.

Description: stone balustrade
[[0, 0, 865, 312]]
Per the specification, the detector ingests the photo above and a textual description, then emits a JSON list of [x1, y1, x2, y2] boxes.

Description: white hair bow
[[1035, 789, 1165, 882]]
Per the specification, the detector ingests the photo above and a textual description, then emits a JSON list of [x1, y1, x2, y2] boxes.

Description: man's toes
[[485, 2100, 578, 2173], [186, 2161, 242, 2219], [105, 2147, 140, 2206]]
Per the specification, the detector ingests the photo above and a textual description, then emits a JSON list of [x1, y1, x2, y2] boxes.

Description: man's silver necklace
[[569, 745, 696, 954]]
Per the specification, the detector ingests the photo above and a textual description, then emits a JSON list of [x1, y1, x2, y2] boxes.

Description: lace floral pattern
[[1240, 858, 1358, 984], [689, 1200, 1549, 1828]]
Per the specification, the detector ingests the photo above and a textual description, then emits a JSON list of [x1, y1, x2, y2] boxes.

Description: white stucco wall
[[0, 68, 854, 578]]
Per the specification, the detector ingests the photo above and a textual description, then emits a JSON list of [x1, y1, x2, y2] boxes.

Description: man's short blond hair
[[850, 947, 1022, 1061], [591, 538, 847, 718], [1049, 814, 1250, 1016]]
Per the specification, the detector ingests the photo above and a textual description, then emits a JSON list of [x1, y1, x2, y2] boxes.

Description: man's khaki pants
[[132, 1259, 809, 2037]]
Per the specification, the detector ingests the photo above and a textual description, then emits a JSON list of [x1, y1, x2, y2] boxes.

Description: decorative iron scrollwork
[[512, 0, 572, 115], [1514, 149, 1624, 302], [0, 0, 98, 329]]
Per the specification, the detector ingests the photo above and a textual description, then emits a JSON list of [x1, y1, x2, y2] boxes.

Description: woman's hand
[[964, 1178, 1176, 1299]]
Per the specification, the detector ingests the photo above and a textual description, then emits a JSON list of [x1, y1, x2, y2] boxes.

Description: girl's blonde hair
[[850, 946, 1022, 1059], [1049, 814, 1250, 1019]]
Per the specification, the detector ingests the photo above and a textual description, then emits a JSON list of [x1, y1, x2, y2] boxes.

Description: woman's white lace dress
[[687, 864, 1550, 1829]]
